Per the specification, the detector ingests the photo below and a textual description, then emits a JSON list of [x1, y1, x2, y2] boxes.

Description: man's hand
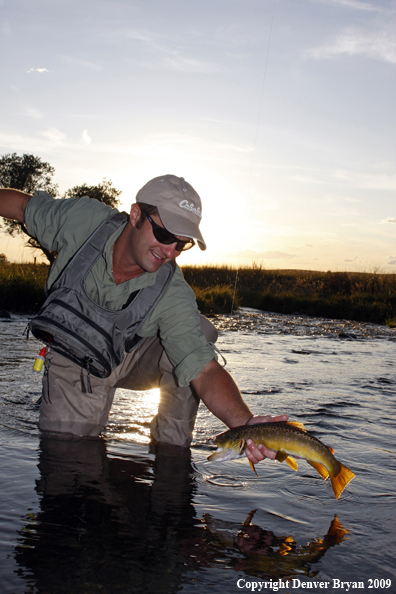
[[244, 415, 288, 465]]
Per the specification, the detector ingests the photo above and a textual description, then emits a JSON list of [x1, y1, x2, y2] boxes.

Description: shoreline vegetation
[[0, 262, 395, 328]]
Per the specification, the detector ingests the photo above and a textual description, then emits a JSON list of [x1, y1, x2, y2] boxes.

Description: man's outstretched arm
[[0, 189, 32, 222], [191, 358, 288, 465]]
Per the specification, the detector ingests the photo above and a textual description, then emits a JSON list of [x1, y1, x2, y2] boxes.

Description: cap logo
[[179, 199, 202, 218]]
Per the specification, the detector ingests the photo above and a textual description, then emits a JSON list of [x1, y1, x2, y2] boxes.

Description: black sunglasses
[[146, 215, 195, 251]]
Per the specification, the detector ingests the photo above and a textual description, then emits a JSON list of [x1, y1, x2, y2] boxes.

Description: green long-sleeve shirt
[[25, 191, 216, 386]]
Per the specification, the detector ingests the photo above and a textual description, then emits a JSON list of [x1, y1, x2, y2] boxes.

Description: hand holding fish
[[244, 414, 289, 465]]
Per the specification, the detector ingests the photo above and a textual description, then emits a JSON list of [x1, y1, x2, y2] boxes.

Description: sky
[[1, 0, 395, 271]]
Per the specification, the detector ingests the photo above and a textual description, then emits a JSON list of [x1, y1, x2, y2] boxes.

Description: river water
[[0, 311, 395, 594]]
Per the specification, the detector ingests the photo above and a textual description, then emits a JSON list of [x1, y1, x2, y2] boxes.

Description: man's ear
[[129, 203, 141, 228]]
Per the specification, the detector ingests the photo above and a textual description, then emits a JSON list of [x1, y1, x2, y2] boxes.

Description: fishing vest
[[28, 211, 176, 379]]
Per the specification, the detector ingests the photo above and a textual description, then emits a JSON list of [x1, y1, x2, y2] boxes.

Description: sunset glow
[[1, 0, 395, 272]]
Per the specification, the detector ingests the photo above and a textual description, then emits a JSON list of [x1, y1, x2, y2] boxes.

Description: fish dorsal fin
[[307, 460, 329, 480], [327, 446, 335, 455], [276, 451, 298, 471], [286, 421, 307, 432]]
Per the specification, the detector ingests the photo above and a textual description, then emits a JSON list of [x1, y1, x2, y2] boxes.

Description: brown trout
[[207, 421, 355, 499]]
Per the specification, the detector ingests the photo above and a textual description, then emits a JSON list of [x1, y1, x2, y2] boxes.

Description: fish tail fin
[[330, 463, 355, 500], [249, 459, 259, 477], [327, 515, 349, 543], [307, 460, 330, 480]]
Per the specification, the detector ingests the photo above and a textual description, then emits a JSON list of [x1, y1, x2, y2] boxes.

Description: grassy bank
[[0, 262, 395, 327], [182, 265, 396, 327], [0, 263, 48, 313]]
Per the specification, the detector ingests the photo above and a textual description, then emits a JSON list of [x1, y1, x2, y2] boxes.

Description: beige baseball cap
[[136, 174, 206, 250]]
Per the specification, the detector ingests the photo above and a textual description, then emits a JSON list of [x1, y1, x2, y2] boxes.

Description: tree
[[1, 153, 123, 264], [0, 153, 59, 263], [62, 178, 121, 208], [0, 153, 59, 197]]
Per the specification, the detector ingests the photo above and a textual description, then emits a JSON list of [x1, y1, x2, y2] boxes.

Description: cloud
[[24, 107, 44, 119], [1, 20, 12, 36], [40, 128, 66, 143], [27, 68, 49, 74], [381, 217, 396, 224], [239, 249, 297, 260], [313, 0, 380, 11], [81, 129, 92, 145], [306, 28, 396, 64], [333, 169, 396, 190], [62, 56, 102, 71], [0, 130, 71, 153], [218, 143, 252, 153], [118, 28, 221, 74], [124, 31, 153, 43], [159, 53, 220, 74], [291, 174, 325, 184], [141, 50, 220, 74], [9, 85, 45, 119]]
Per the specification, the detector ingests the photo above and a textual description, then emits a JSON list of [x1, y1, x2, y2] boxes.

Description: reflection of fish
[[197, 510, 349, 579], [208, 421, 355, 499]]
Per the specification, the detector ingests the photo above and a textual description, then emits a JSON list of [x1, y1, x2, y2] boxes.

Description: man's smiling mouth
[[150, 250, 165, 261]]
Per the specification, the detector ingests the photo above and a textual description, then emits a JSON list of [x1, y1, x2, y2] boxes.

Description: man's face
[[128, 205, 188, 273]]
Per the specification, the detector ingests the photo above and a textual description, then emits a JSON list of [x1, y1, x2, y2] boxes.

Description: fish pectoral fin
[[307, 460, 330, 480], [248, 459, 259, 477], [286, 421, 307, 432], [276, 451, 298, 471], [285, 455, 298, 472], [276, 451, 289, 463]]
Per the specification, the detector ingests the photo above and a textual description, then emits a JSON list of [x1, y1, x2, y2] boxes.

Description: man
[[0, 175, 286, 466]]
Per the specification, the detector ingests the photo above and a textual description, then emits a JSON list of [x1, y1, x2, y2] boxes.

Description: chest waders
[[28, 212, 176, 390]]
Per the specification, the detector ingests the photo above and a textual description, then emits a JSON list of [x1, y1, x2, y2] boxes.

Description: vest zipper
[[50, 298, 117, 358], [33, 315, 113, 377]]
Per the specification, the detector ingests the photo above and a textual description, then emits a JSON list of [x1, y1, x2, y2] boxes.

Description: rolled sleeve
[[173, 341, 218, 387]]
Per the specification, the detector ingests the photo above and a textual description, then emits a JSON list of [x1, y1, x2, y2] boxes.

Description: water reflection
[[14, 436, 350, 593], [209, 511, 349, 578], [107, 387, 161, 444], [15, 436, 196, 593]]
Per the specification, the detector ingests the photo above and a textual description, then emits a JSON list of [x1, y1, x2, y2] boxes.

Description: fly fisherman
[[0, 175, 286, 464]]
